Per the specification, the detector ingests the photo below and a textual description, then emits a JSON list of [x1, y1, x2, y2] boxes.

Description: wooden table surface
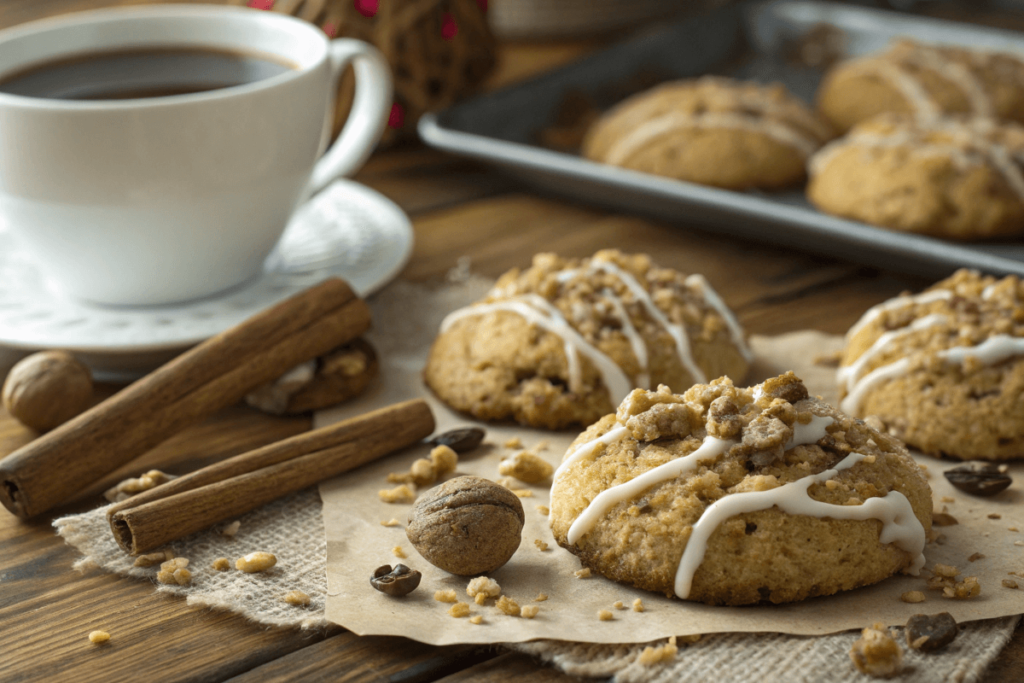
[[1, 2, 1022, 681]]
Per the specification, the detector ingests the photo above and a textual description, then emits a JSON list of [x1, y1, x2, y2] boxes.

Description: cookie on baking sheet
[[581, 77, 833, 190], [839, 269, 1024, 461], [548, 374, 931, 605], [423, 250, 752, 430], [817, 39, 1024, 135], [807, 115, 1024, 240]]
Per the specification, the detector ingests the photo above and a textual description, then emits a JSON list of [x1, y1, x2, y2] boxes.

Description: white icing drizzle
[[846, 58, 940, 119], [784, 414, 836, 451], [685, 274, 754, 363], [554, 425, 629, 479], [439, 294, 631, 405], [845, 289, 953, 341], [604, 112, 822, 166], [600, 288, 650, 390], [559, 260, 707, 385], [841, 334, 1024, 415], [838, 314, 950, 393], [982, 283, 997, 300], [673, 452, 927, 599], [902, 45, 993, 117]]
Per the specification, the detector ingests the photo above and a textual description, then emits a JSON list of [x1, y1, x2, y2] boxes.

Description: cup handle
[[306, 39, 392, 196]]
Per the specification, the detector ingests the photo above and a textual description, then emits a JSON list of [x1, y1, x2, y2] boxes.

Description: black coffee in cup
[[0, 47, 295, 100]]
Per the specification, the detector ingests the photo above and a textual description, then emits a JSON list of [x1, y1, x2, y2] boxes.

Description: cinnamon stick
[[0, 278, 371, 519], [110, 399, 434, 554]]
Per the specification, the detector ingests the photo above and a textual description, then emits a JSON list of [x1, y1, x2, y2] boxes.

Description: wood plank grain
[[434, 652, 583, 682], [224, 633, 497, 683]]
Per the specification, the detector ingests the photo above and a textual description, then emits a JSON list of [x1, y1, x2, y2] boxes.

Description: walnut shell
[[2, 351, 93, 432], [406, 476, 524, 576]]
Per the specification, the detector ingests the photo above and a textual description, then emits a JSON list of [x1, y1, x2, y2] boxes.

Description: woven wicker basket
[[227, 0, 496, 140], [488, 0, 729, 38]]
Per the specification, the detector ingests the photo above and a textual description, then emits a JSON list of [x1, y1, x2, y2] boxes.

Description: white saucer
[[0, 179, 413, 376]]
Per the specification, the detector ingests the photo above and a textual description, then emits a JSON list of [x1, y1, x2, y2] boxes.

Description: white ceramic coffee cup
[[0, 5, 391, 306]]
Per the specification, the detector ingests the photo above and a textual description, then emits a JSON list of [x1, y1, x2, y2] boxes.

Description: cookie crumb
[[380, 519, 401, 527], [235, 552, 276, 574], [967, 553, 985, 562], [133, 550, 174, 568], [940, 496, 955, 503], [448, 602, 471, 618], [429, 445, 459, 477], [932, 512, 958, 526], [392, 546, 406, 559], [1002, 579, 1019, 589], [535, 593, 549, 602], [88, 630, 110, 645], [574, 568, 592, 579], [284, 590, 310, 606], [222, 520, 241, 538], [900, 591, 925, 604], [504, 437, 523, 449], [511, 489, 533, 498], [521, 605, 539, 619], [988, 513, 1002, 520], [498, 451, 554, 484], [1008, 527, 1019, 532], [942, 576, 981, 600], [434, 589, 458, 603], [536, 505, 550, 516], [825, 480, 839, 491], [933, 564, 958, 578], [598, 610, 614, 621], [638, 637, 678, 665], [496, 595, 521, 616], [474, 593, 488, 605], [467, 576, 501, 599], [613, 600, 625, 610], [534, 539, 549, 551], [378, 485, 416, 504], [469, 615, 484, 625], [212, 557, 230, 571], [633, 598, 645, 612], [849, 623, 902, 678]]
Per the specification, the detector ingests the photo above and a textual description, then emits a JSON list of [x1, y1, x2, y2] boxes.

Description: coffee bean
[[425, 427, 485, 453], [943, 462, 1011, 497], [370, 563, 421, 596], [905, 612, 958, 652]]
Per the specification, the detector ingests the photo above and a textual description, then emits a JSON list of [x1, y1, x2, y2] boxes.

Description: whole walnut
[[2, 351, 93, 432], [406, 476, 524, 576]]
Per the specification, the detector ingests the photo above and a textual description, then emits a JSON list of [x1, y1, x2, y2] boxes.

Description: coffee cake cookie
[[582, 77, 833, 190], [817, 39, 1024, 134], [839, 269, 1024, 461], [424, 250, 751, 429], [807, 115, 1024, 239], [549, 374, 931, 605]]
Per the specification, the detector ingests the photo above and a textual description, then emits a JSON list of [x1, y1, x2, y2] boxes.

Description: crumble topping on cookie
[[550, 373, 932, 605]]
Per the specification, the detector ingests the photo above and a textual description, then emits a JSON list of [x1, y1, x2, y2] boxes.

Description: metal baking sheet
[[418, 0, 1024, 278]]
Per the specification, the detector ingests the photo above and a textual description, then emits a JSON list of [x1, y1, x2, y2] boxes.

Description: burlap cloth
[[55, 276, 1022, 682]]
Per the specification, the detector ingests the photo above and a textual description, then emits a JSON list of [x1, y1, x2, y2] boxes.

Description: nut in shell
[[406, 475, 524, 576], [2, 350, 93, 432], [370, 564, 422, 596]]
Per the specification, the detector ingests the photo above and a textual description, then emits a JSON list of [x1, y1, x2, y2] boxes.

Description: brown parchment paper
[[318, 281, 1024, 646]]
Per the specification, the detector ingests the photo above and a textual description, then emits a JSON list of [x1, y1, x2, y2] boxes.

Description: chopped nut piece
[[1009, 527, 1019, 532], [88, 631, 110, 645], [392, 546, 407, 559], [222, 521, 241, 538], [510, 489, 533, 498], [498, 452, 554, 484], [940, 496, 955, 503], [469, 615, 484, 625], [535, 593, 549, 602], [638, 638, 678, 666], [1002, 579, 1019, 589], [434, 590, 458, 603], [496, 595, 521, 616], [988, 513, 1002, 520], [448, 602, 471, 618], [968, 553, 985, 562], [380, 519, 401, 527], [612, 600, 625, 610], [495, 477, 514, 489], [863, 455, 876, 464], [932, 564, 959, 578], [212, 558, 230, 571], [536, 505, 550, 516], [133, 551, 172, 568], [598, 610, 614, 621], [104, 469, 175, 503], [900, 591, 926, 604], [633, 598, 645, 612], [157, 566, 192, 586], [429, 445, 459, 477], [378, 485, 416, 504], [534, 539, 549, 551], [467, 576, 501, 599], [932, 513, 958, 527], [371, 564, 421, 596], [160, 557, 189, 571], [409, 458, 437, 487], [574, 568, 592, 579], [849, 623, 902, 678], [504, 437, 523, 449], [284, 590, 311, 606], [825, 480, 839, 491], [520, 605, 539, 619], [235, 552, 277, 573], [943, 576, 981, 599], [906, 613, 958, 652]]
